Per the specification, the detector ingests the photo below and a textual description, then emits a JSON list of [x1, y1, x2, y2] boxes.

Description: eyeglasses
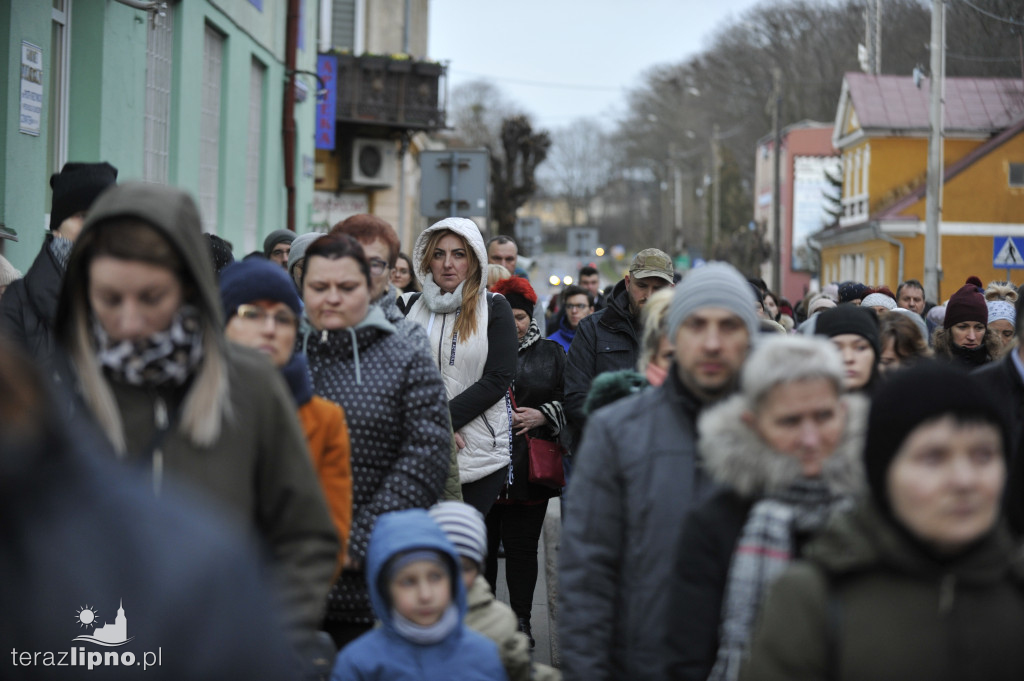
[[235, 304, 297, 328], [565, 303, 590, 311], [368, 258, 389, 276]]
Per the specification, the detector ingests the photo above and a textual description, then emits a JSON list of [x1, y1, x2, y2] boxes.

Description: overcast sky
[[428, 0, 769, 132]]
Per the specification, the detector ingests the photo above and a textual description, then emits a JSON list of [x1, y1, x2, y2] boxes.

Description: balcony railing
[[333, 54, 446, 131]]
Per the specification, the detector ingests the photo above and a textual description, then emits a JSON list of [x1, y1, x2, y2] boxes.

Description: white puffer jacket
[[403, 218, 514, 484]]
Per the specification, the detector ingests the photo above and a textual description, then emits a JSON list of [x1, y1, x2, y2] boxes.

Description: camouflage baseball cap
[[629, 248, 674, 283]]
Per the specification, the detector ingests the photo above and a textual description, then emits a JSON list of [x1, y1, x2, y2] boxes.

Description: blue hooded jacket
[[331, 509, 508, 681]]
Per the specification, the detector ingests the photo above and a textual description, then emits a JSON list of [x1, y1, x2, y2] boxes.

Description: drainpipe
[[807, 235, 824, 288], [282, 0, 300, 232], [873, 221, 904, 285]]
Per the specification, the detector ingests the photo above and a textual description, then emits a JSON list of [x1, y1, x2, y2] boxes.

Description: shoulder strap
[[397, 291, 422, 316]]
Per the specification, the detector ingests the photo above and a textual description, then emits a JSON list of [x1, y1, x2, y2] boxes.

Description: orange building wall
[[863, 138, 980, 214]]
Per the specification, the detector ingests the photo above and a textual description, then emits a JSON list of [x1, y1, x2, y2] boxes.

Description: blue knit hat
[[667, 262, 760, 341], [219, 258, 302, 321]]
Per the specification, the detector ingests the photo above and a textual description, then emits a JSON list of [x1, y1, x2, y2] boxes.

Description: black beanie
[[49, 162, 118, 231], [838, 281, 870, 304], [864, 361, 1008, 515], [814, 305, 881, 357]]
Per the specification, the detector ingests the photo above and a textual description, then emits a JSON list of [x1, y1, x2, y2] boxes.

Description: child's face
[[389, 560, 451, 626], [459, 556, 479, 593]]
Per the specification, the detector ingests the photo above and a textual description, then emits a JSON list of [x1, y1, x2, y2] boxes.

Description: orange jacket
[[298, 395, 352, 568]]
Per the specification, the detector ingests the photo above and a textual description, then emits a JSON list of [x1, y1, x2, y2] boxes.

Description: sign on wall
[[20, 42, 43, 136], [791, 155, 840, 271], [316, 55, 337, 150]]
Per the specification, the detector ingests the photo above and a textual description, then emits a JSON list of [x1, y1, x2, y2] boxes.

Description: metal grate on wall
[[244, 59, 266, 254], [144, 2, 174, 185], [199, 24, 224, 234]]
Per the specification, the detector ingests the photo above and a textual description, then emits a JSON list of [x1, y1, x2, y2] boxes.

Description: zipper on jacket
[[938, 573, 955, 613], [435, 313, 447, 372], [153, 396, 168, 497], [482, 413, 497, 447]]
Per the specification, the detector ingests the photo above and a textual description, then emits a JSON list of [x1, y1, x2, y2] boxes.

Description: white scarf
[[420, 274, 465, 314]]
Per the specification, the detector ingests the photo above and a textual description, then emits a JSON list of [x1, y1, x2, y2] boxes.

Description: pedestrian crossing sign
[[993, 236, 1024, 269]]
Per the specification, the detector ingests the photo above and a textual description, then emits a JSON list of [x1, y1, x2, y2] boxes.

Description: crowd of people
[[2, 162, 1023, 680]]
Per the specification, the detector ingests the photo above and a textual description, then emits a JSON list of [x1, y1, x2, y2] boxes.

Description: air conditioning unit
[[349, 138, 396, 187]]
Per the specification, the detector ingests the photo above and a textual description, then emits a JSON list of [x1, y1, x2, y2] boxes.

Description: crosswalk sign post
[[993, 236, 1024, 282]]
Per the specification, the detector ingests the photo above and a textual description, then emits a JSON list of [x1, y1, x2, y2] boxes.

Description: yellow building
[[815, 73, 1024, 301]]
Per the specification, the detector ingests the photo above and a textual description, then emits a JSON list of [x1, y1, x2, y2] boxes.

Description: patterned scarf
[[92, 305, 205, 387], [48, 234, 74, 272], [420, 274, 465, 314], [518, 318, 542, 350], [709, 477, 852, 681]]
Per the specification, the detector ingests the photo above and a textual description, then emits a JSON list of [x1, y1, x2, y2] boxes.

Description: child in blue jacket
[[331, 509, 508, 681]]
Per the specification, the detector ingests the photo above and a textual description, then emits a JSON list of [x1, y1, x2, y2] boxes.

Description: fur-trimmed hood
[[698, 392, 868, 499]]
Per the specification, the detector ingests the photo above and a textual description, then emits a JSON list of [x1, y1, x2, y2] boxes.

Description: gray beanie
[[288, 232, 324, 275], [428, 501, 487, 569], [262, 229, 295, 256], [667, 262, 759, 341]]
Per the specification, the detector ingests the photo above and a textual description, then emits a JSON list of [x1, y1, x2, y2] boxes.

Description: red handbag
[[509, 390, 566, 489]]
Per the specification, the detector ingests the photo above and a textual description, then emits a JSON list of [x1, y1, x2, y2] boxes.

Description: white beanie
[[861, 293, 897, 311], [667, 262, 759, 341], [988, 300, 1016, 326]]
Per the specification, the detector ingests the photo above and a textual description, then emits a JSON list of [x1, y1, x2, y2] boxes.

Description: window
[[144, 3, 174, 185], [244, 59, 266, 253], [47, 0, 71, 214], [1010, 163, 1024, 187], [198, 24, 225, 233]]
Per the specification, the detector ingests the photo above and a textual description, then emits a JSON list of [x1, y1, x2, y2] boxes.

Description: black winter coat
[[974, 353, 1024, 534], [563, 279, 640, 449], [0, 235, 63, 367], [506, 328, 565, 501]]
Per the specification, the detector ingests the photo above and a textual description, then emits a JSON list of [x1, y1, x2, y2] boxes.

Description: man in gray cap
[[263, 229, 295, 269], [560, 262, 759, 681], [563, 248, 675, 450]]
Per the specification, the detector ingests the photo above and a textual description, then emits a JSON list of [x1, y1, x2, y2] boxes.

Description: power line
[[947, 51, 1021, 62], [958, 0, 1024, 27], [449, 69, 622, 92]]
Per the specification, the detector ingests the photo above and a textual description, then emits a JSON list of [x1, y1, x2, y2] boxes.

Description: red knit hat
[[491, 276, 537, 317], [943, 277, 988, 329]]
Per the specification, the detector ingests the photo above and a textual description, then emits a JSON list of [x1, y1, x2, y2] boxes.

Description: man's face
[[897, 285, 925, 314], [563, 293, 593, 330], [624, 274, 672, 316], [674, 307, 750, 402], [579, 274, 601, 298], [488, 241, 517, 274], [269, 242, 291, 268], [360, 237, 393, 301]]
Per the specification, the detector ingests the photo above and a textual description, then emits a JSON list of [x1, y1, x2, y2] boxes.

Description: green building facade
[[1, 0, 319, 271]]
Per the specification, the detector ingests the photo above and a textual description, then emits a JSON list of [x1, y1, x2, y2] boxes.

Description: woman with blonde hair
[[400, 218, 517, 516]]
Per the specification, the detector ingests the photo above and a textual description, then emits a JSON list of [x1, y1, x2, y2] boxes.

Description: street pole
[[924, 0, 945, 302], [772, 67, 783, 294]]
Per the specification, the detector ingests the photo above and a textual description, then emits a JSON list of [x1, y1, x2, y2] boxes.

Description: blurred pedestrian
[[202, 232, 234, 275], [392, 251, 420, 294], [814, 305, 880, 394], [740, 362, 1024, 681], [0, 161, 116, 366], [0, 254, 21, 301], [486, 263, 512, 289], [299, 232, 451, 648], [560, 263, 758, 681], [400, 218, 517, 516], [987, 300, 1016, 358], [52, 183, 338, 663], [933, 277, 999, 368], [264, 229, 295, 269], [665, 336, 866, 681], [220, 258, 353, 566], [547, 284, 594, 354], [287, 231, 323, 291], [878, 311, 932, 375], [485, 276, 565, 648]]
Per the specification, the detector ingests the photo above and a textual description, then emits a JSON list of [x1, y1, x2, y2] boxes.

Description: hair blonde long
[[65, 220, 230, 454], [421, 229, 482, 342]]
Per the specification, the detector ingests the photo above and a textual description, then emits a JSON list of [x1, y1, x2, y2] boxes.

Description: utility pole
[[874, 0, 882, 74], [924, 0, 946, 302], [771, 67, 783, 294], [711, 124, 721, 247]]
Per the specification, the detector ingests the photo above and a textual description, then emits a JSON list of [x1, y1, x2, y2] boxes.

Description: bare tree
[[491, 115, 551, 237], [543, 118, 612, 227]]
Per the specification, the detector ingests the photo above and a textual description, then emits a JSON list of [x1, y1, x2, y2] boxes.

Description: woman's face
[[989, 319, 1014, 351], [391, 257, 412, 289], [88, 256, 183, 342], [950, 321, 986, 349], [888, 415, 1004, 554], [302, 256, 370, 331], [829, 333, 875, 390], [879, 336, 902, 374], [224, 301, 298, 368], [429, 233, 472, 293], [512, 308, 531, 341], [763, 294, 779, 320], [746, 377, 846, 477]]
